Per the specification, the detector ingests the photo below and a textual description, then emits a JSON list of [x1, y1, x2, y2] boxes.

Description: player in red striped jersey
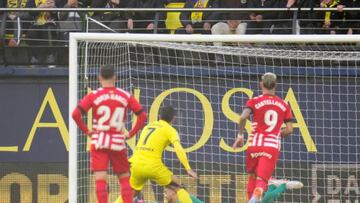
[[232, 72, 293, 203], [72, 65, 147, 203]]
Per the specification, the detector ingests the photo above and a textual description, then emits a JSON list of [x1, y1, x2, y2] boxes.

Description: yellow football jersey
[[130, 120, 180, 163]]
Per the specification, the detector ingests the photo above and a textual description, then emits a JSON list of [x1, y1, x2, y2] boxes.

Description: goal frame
[[68, 33, 360, 203]]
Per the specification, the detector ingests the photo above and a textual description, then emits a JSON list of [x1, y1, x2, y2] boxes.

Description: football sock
[[177, 188, 192, 203], [119, 176, 133, 203], [247, 176, 257, 200], [95, 179, 108, 203], [255, 178, 268, 193], [249, 187, 264, 203]]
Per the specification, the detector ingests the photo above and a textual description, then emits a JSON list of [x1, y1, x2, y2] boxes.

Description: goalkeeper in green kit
[[161, 177, 302, 203], [130, 186, 203, 203], [164, 186, 203, 203]]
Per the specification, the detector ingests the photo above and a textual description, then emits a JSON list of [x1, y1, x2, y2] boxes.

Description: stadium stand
[[127, 0, 165, 33], [176, 0, 220, 34], [57, 0, 83, 41], [339, 0, 360, 34], [210, 0, 248, 38], [87, 0, 130, 33], [0, 1, 360, 67], [0, 2, 360, 203]]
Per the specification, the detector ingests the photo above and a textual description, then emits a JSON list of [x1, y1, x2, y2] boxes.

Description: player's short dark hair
[[261, 72, 277, 90], [166, 181, 185, 191], [100, 65, 115, 79], [160, 106, 176, 123]]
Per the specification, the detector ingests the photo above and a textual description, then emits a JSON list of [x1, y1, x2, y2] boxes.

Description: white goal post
[[69, 33, 360, 203]]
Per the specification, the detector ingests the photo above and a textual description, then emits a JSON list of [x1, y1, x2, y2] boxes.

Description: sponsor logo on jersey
[[250, 152, 272, 159]]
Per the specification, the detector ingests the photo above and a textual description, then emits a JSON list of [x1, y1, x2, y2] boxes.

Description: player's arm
[[173, 141, 191, 170], [232, 107, 252, 149], [173, 141, 198, 179], [281, 102, 294, 137], [281, 121, 293, 137], [127, 96, 147, 138], [170, 130, 197, 179], [71, 95, 93, 135]]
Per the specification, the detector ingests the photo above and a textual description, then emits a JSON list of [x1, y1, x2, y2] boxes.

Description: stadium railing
[[0, 7, 360, 67]]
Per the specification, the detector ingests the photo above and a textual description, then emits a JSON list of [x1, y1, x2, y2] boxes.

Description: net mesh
[[74, 40, 360, 203]]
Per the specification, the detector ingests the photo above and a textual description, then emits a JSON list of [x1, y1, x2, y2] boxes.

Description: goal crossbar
[[68, 33, 360, 203], [69, 33, 360, 43]]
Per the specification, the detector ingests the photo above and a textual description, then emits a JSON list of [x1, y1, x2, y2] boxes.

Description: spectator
[[57, 0, 85, 40], [318, 0, 343, 34], [162, 0, 186, 33], [246, 0, 279, 34], [0, 0, 5, 47], [127, 0, 165, 33], [337, 0, 360, 34], [177, 0, 220, 34], [295, 0, 321, 34], [26, 0, 58, 64], [211, 0, 248, 43], [5, 0, 30, 46], [273, 0, 295, 34], [88, 0, 131, 33]]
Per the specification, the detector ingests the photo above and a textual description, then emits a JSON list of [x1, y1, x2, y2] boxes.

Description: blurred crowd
[[0, 0, 359, 64]]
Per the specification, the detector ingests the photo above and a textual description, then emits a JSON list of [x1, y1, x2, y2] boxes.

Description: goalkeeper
[[117, 105, 198, 203], [164, 186, 203, 203]]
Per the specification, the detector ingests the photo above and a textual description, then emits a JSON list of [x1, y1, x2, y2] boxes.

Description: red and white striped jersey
[[77, 87, 143, 151], [246, 94, 293, 150]]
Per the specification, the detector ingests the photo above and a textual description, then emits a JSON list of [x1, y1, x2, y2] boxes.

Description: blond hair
[[261, 72, 277, 90]]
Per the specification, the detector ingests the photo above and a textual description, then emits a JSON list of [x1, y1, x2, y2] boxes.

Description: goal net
[[69, 34, 360, 203]]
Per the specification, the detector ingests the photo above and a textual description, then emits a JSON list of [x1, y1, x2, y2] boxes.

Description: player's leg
[[91, 149, 110, 203], [245, 148, 258, 200], [110, 150, 134, 203], [248, 176, 267, 203], [265, 184, 277, 194], [94, 171, 109, 203], [261, 183, 286, 203], [261, 178, 304, 203], [115, 162, 156, 203], [168, 176, 192, 202], [129, 162, 150, 202], [249, 149, 279, 203], [152, 164, 192, 202], [114, 171, 144, 203], [117, 172, 133, 203], [247, 173, 257, 200]]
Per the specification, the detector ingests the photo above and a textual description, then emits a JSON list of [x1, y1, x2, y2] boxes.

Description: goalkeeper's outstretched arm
[[173, 141, 198, 179]]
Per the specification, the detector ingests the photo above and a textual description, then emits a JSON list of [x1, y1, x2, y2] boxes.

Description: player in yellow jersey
[[116, 106, 198, 203]]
